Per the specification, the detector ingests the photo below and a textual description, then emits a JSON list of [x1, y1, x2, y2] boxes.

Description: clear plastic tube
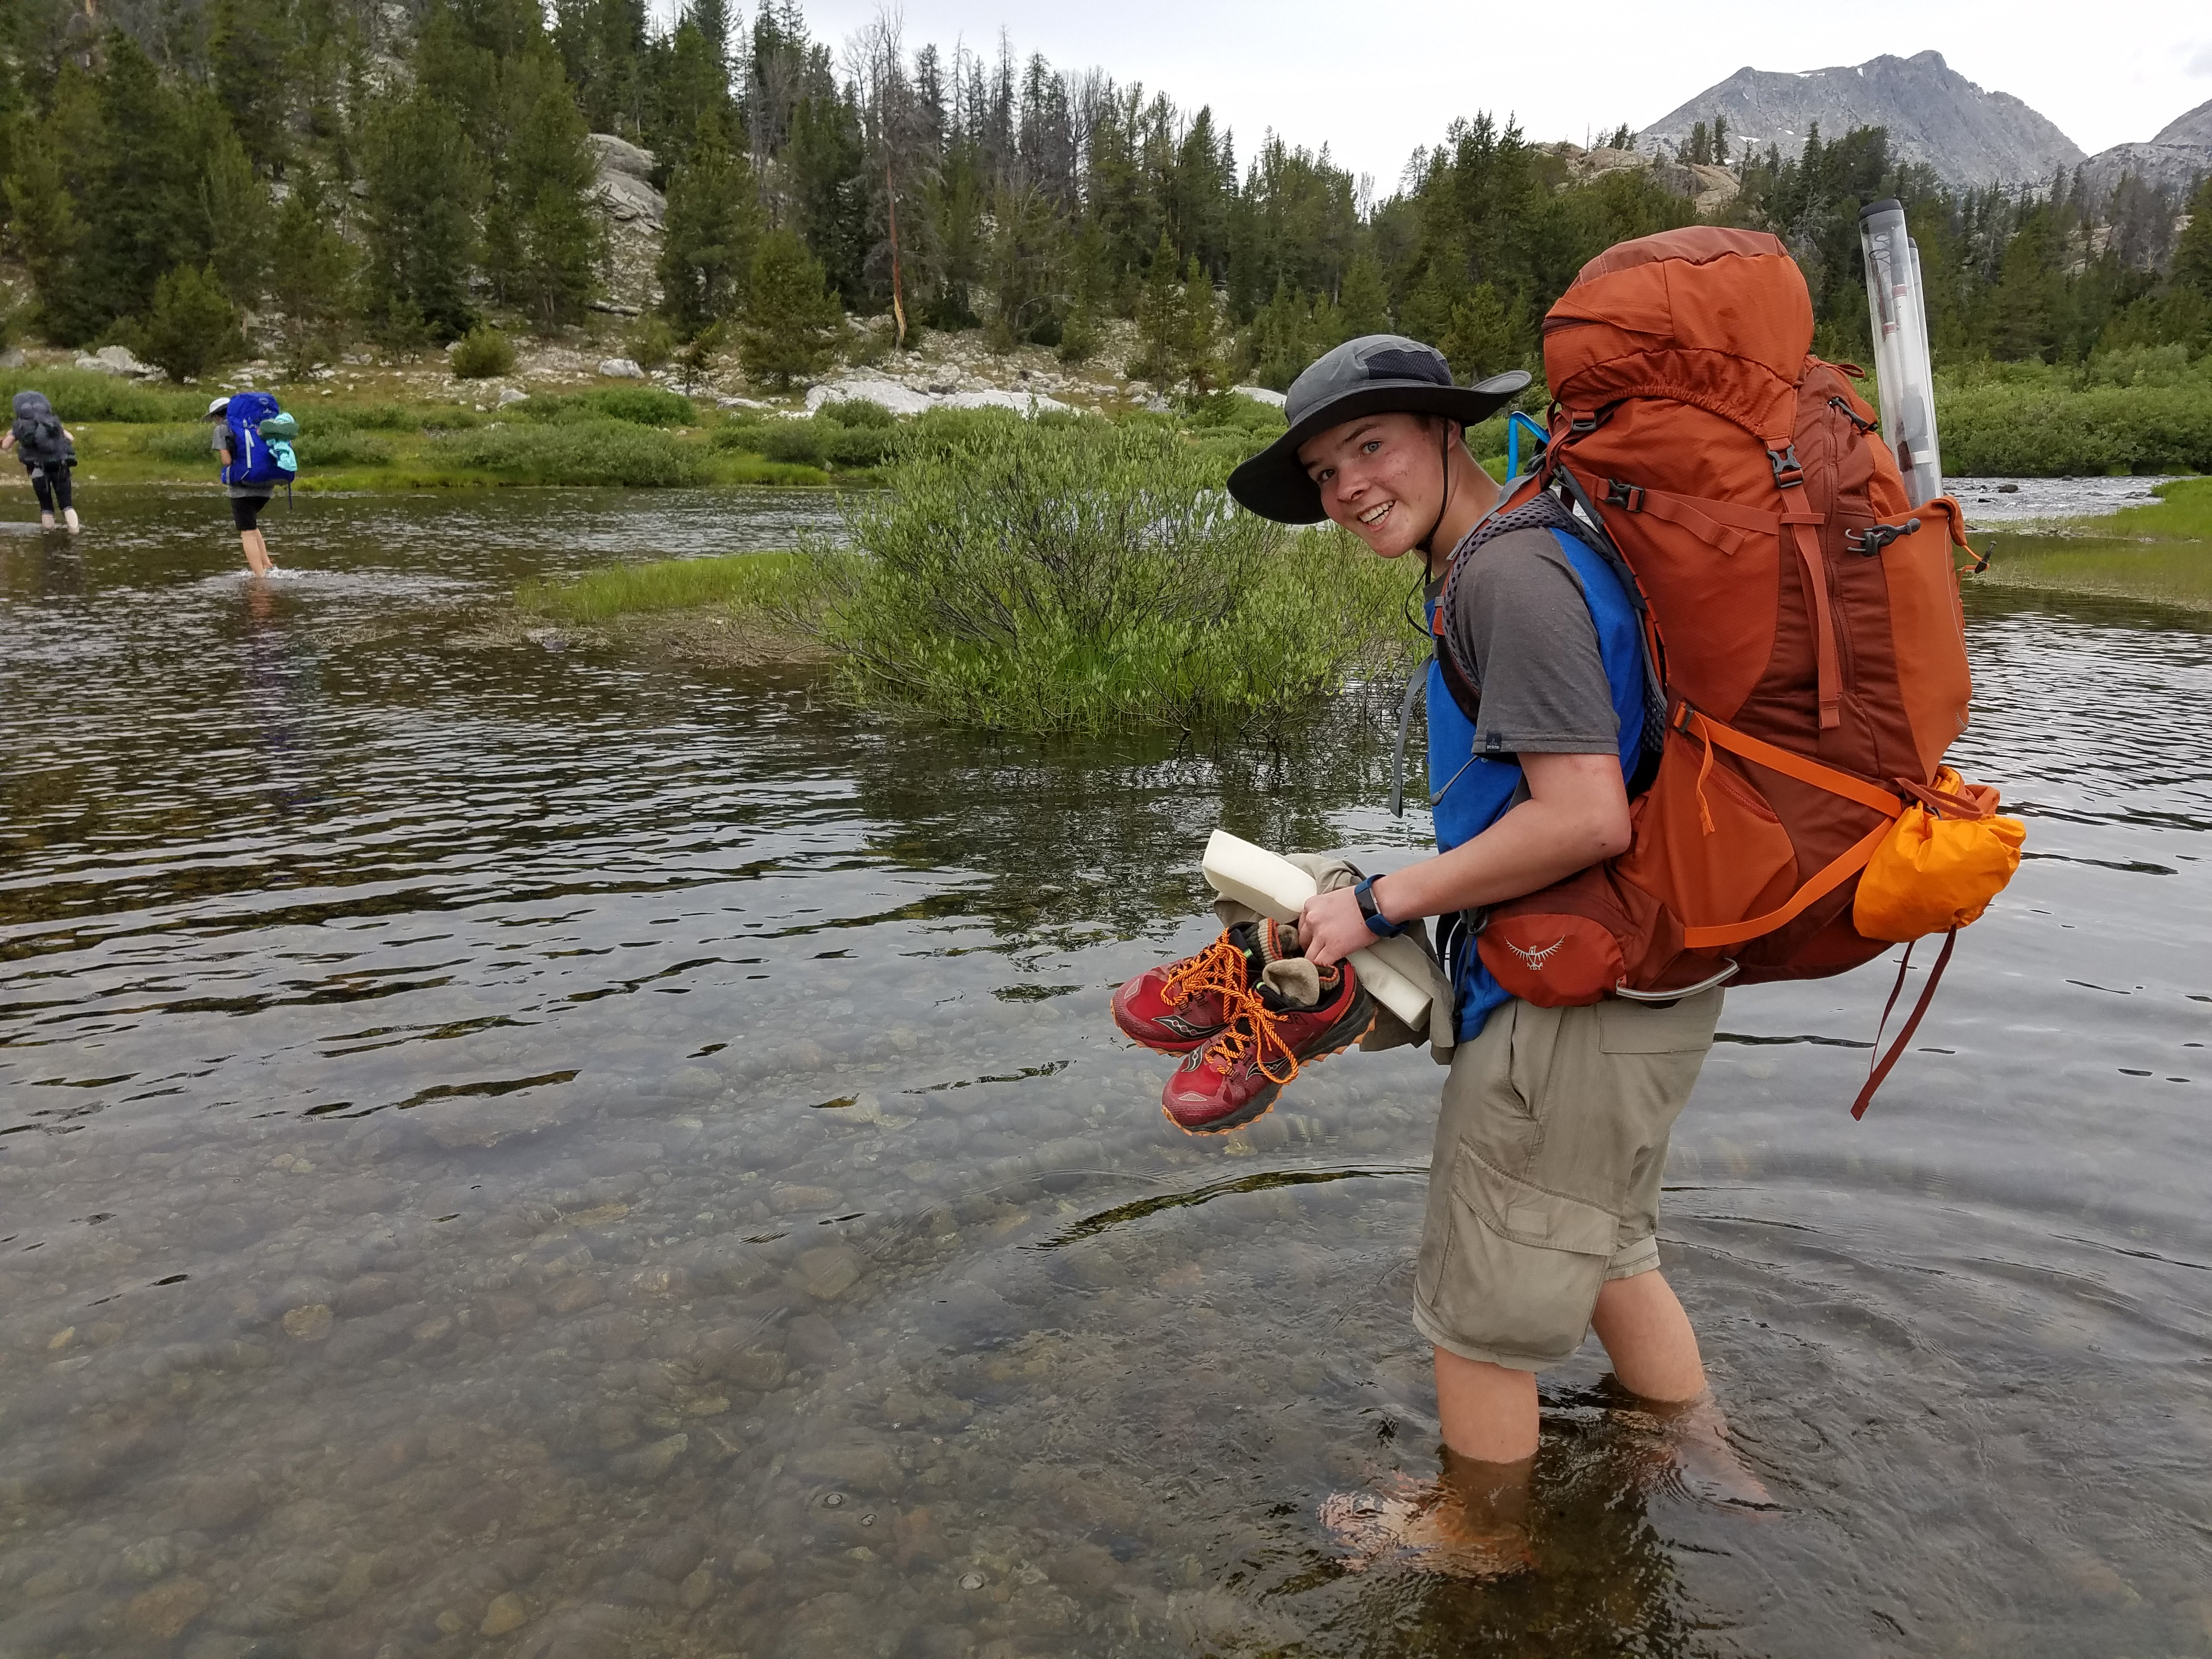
[[1859, 199, 1943, 506]]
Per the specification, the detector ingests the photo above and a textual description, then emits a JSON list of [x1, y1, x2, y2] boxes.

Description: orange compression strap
[[1678, 710, 1904, 817], [1674, 709, 1905, 950], [1680, 817, 1893, 949], [1784, 515, 1841, 730]]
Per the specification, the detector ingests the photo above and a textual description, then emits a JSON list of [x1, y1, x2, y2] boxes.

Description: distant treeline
[[1, 0, 2208, 389]]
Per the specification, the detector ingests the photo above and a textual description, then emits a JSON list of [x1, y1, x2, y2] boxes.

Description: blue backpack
[[223, 392, 298, 489]]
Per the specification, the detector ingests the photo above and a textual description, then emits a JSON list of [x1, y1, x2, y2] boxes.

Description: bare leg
[[40, 511, 55, 529], [1590, 1271, 1705, 1401], [1595, 1271, 1773, 1507], [1434, 1346, 1539, 1463], [64, 507, 80, 533], [241, 528, 272, 577]]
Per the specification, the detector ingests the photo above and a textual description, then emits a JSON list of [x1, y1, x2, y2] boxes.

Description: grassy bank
[[1934, 349, 2212, 477], [1977, 476, 2212, 611], [2, 365, 1296, 493]]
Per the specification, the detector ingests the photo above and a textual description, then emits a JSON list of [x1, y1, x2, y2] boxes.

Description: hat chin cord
[[1414, 425, 1454, 560]]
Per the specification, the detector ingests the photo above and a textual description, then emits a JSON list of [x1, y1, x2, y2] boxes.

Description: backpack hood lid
[[12, 392, 55, 423], [1545, 227, 1813, 442], [1228, 335, 1530, 524]]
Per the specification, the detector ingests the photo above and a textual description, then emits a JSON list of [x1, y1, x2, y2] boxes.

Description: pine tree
[[986, 184, 1065, 349], [75, 34, 204, 336], [657, 114, 759, 337], [1334, 252, 1390, 340], [361, 89, 486, 342], [208, 0, 290, 170], [2174, 177, 2212, 296], [738, 227, 842, 388], [143, 264, 245, 382], [1442, 283, 1525, 380], [199, 112, 272, 310], [507, 54, 603, 332], [1176, 255, 1226, 396], [268, 171, 356, 378], [2, 123, 86, 341], [1128, 233, 1186, 385]]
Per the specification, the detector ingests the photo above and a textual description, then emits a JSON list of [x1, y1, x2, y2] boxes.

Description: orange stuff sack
[[1852, 769, 2024, 942]]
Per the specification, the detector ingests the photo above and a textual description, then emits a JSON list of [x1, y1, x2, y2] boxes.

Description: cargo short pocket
[[1417, 1144, 1620, 1365]]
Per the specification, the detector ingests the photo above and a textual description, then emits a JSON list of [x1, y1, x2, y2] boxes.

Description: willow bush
[[821, 416, 1410, 735]]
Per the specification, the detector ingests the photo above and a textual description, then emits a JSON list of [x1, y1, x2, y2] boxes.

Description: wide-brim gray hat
[[1228, 335, 1530, 524]]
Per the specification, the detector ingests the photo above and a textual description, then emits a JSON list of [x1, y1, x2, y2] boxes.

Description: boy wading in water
[[208, 397, 276, 577], [1224, 336, 1763, 1566], [4, 391, 81, 532]]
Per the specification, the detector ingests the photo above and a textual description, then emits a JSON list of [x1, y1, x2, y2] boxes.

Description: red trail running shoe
[[1113, 923, 1266, 1054], [1161, 956, 1374, 1134]]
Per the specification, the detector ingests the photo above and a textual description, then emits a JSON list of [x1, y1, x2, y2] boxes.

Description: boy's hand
[[1298, 885, 1373, 969]]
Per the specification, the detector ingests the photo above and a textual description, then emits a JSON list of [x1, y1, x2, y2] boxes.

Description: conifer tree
[[1177, 255, 1226, 396], [208, 0, 290, 170], [738, 227, 842, 388], [2, 125, 84, 341], [1442, 283, 1524, 379], [507, 55, 604, 332], [75, 34, 204, 337], [986, 185, 1065, 349], [143, 264, 245, 382], [1129, 233, 1187, 386], [268, 171, 356, 377], [1334, 252, 1390, 340], [360, 89, 486, 341], [2173, 177, 2212, 296], [657, 115, 760, 337], [199, 112, 272, 309]]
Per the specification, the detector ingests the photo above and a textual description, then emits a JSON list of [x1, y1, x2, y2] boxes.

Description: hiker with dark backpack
[[4, 391, 81, 533], [1117, 228, 2021, 1567], [208, 393, 298, 577]]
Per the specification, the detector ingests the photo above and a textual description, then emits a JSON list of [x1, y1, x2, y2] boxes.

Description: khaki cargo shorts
[[1412, 989, 1722, 1373]]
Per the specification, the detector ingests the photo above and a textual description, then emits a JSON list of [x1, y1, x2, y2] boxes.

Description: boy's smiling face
[[1297, 411, 1452, 559]]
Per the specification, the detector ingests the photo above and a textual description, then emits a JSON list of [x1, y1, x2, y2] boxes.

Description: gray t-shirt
[[213, 422, 272, 500], [1429, 526, 1620, 757]]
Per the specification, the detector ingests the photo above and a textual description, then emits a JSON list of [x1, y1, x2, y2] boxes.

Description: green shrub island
[[817, 414, 1410, 734]]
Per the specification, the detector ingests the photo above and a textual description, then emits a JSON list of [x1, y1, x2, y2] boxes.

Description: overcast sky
[[759, 0, 2212, 190]]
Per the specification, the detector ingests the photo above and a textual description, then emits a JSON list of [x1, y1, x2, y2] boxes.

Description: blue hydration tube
[[1504, 411, 1548, 479]]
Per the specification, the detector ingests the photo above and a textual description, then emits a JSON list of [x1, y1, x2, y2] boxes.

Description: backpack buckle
[[1767, 444, 1804, 489], [1605, 478, 1645, 512]]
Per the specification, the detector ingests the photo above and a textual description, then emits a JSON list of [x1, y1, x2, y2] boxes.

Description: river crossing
[[2, 486, 2207, 1656]]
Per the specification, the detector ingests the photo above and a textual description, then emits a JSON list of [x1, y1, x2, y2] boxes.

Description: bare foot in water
[[1622, 1392, 1781, 1514], [1320, 1472, 1537, 1578]]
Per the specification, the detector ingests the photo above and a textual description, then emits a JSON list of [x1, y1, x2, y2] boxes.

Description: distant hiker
[[210, 393, 297, 577], [4, 391, 81, 533]]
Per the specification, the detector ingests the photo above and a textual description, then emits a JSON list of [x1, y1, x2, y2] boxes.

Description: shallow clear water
[[2, 488, 2208, 1659], [1947, 474, 2180, 526]]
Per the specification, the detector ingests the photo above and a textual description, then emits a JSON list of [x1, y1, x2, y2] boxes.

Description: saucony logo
[[1507, 937, 1567, 969]]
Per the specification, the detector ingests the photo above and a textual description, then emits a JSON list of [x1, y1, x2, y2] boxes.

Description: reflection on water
[[2, 488, 2208, 1657]]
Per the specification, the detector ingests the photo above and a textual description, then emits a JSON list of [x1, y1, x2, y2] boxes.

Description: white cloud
[[2184, 41, 2212, 77]]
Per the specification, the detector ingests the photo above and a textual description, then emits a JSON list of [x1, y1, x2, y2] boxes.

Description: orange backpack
[[1468, 227, 2020, 1113]]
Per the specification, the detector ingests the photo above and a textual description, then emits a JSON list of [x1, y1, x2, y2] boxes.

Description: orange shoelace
[[1163, 928, 1310, 1086]]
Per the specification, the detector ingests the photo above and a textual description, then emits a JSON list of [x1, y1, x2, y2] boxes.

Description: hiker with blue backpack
[[208, 393, 298, 577], [4, 391, 81, 533]]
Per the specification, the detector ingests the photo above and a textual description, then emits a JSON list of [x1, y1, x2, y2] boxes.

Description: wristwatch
[[1352, 874, 1404, 939]]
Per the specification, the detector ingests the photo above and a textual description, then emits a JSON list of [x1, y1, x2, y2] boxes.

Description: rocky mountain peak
[[1639, 51, 2084, 191]]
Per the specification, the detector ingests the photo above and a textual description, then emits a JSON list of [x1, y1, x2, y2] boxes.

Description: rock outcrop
[[2074, 99, 2212, 206], [590, 134, 664, 315], [1541, 144, 1741, 217], [1639, 50, 2083, 192]]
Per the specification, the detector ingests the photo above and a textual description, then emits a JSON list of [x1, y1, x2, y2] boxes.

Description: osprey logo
[[1506, 936, 1568, 970]]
